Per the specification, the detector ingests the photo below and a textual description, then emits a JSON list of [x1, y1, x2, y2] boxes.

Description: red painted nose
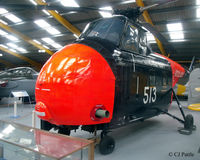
[[35, 44, 115, 125]]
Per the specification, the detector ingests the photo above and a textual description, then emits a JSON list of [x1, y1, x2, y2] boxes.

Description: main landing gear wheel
[[41, 120, 53, 131], [58, 128, 71, 136], [99, 136, 115, 155], [184, 114, 194, 130], [178, 114, 196, 135]]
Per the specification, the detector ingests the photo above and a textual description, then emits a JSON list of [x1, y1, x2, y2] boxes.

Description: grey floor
[[0, 98, 199, 160]]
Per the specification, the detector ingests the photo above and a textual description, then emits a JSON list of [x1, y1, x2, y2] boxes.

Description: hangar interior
[[0, 0, 199, 160]]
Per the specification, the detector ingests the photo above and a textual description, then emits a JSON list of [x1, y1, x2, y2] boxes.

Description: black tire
[[99, 136, 115, 155], [58, 128, 71, 135], [184, 114, 194, 130], [40, 120, 53, 131]]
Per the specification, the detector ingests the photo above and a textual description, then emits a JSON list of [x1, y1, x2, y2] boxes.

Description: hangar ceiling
[[0, 0, 199, 70]]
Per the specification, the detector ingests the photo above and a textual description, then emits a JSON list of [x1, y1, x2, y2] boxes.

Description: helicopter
[[1, 0, 196, 155]]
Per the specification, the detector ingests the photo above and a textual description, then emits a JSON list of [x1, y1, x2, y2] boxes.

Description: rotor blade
[[140, 22, 176, 54], [140, 0, 178, 12], [188, 56, 196, 73], [0, 4, 111, 12]]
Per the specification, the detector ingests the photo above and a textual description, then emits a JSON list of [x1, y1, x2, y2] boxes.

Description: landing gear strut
[[160, 88, 196, 135]]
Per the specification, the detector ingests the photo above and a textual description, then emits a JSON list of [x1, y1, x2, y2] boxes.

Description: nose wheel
[[58, 127, 71, 136], [99, 135, 115, 155]]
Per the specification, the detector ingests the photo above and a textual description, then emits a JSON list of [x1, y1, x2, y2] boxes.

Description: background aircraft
[[0, 67, 38, 101]]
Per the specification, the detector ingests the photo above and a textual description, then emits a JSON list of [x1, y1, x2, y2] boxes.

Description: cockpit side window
[[122, 24, 138, 53], [138, 31, 148, 55]]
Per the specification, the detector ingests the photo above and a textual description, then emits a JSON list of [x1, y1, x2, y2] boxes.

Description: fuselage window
[[122, 25, 138, 53]]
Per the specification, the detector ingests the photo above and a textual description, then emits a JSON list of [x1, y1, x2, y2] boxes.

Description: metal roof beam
[[35, 0, 81, 36], [0, 22, 54, 56], [0, 46, 42, 71]]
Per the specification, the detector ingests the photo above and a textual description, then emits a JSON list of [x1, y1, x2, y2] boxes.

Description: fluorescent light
[[0, 44, 8, 48], [121, 0, 136, 4], [73, 34, 79, 38], [0, 29, 8, 36], [33, 39, 41, 44], [5, 14, 22, 23], [46, 27, 60, 35], [42, 37, 54, 43], [10, 49, 17, 52], [6, 35, 18, 41], [42, 37, 62, 49], [60, 0, 79, 7], [38, 50, 45, 53], [0, 54, 3, 56], [169, 32, 184, 40], [170, 39, 186, 42], [16, 47, 27, 53], [0, 8, 8, 15], [42, 10, 50, 15], [29, 0, 37, 5], [99, 6, 112, 18], [147, 32, 155, 41], [7, 43, 18, 48], [43, 45, 49, 49], [167, 23, 183, 31], [197, 8, 200, 18], [51, 43, 62, 49], [34, 19, 50, 27], [0, 19, 8, 25]]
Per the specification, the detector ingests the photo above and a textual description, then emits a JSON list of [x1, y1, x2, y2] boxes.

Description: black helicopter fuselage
[[77, 16, 172, 129]]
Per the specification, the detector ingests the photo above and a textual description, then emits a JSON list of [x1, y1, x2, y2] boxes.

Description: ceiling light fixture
[[33, 39, 42, 44], [167, 22, 184, 40], [7, 43, 18, 48], [167, 23, 183, 31], [9, 49, 17, 53], [0, 44, 8, 49], [99, 6, 113, 18], [29, 0, 37, 5], [38, 49, 45, 53], [5, 14, 22, 23], [0, 8, 8, 15], [0, 19, 8, 25], [46, 27, 61, 35], [6, 35, 19, 41], [60, 0, 80, 7], [121, 0, 136, 4], [42, 10, 50, 15], [16, 47, 27, 53], [0, 29, 8, 36], [169, 32, 184, 40], [34, 19, 50, 28], [51, 43, 62, 49], [197, 0, 200, 5], [197, 8, 200, 18], [42, 37, 54, 43]]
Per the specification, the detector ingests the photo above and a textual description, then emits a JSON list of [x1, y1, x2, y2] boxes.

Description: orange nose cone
[[35, 43, 116, 125]]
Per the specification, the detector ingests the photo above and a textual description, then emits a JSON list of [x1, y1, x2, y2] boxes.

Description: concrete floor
[[0, 99, 199, 160]]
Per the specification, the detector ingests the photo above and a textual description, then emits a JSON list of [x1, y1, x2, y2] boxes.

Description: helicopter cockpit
[[80, 16, 149, 56], [80, 16, 126, 46]]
